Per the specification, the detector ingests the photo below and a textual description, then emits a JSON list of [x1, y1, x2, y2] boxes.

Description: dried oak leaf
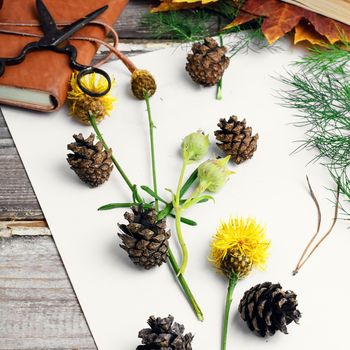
[[152, 0, 217, 13], [226, 0, 350, 45]]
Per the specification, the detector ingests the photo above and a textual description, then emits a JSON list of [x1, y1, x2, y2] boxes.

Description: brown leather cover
[[0, 0, 128, 112]]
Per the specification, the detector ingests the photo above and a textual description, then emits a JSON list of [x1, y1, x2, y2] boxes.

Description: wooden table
[[0, 1, 172, 348]]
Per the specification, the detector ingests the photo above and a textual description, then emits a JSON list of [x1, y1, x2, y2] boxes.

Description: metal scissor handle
[[76, 67, 111, 98], [0, 42, 41, 77], [61, 44, 111, 98]]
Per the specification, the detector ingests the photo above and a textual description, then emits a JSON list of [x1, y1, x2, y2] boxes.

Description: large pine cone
[[137, 315, 194, 350], [67, 133, 113, 187], [215, 116, 259, 164], [118, 205, 170, 270], [239, 282, 301, 337], [186, 37, 229, 86]]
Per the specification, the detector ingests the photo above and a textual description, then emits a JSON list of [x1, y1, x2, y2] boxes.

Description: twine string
[[0, 20, 137, 73]]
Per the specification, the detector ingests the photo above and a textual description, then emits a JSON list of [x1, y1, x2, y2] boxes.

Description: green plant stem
[[216, 78, 223, 100], [174, 161, 189, 275], [168, 248, 204, 321], [144, 93, 159, 211], [175, 206, 188, 276], [143, 94, 202, 318], [216, 34, 224, 101], [222, 273, 238, 350], [89, 115, 203, 320], [158, 169, 199, 221], [89, 114, 142, 203]]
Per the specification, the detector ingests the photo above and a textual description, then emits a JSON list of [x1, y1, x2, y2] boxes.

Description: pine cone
[[137, 315, 194, 350], [239, 282, 301, 337], [118, 205, 170, 270], [67, 133, 113, 187], [186, 37, 229, 86], [215, 116, 259, 164], [131, 69, 157, 99]]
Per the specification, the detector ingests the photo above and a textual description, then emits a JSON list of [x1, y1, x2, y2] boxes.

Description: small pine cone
[[131, 69, 157, 99], [67, 133, 113, 187], [220, 249, 252, 279], [186, 37, 229, 86], [215, 115, 259, 164], [239, 282, 301, 337], [137, 315, 194, 350], [118, 205, 170, 270]]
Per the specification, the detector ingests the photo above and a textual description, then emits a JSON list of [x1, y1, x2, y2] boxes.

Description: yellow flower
[[67, 72, 116, 125], [210, 216, 270, 278]]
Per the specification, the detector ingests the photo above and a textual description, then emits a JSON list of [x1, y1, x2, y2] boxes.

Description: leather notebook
[[0, 0, 128, 112]]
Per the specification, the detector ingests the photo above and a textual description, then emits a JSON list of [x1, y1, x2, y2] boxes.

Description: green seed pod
[[197, 155, 234, 192], [182, 131, 210, 163]]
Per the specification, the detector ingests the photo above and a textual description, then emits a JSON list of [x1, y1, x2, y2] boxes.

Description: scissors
[[0, 0, 111, 98]]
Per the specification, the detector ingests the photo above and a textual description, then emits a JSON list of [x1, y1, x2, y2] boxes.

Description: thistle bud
[[182, 131, 210, 163], [197, 156, 234, 192], [131, 69, 157, 99]]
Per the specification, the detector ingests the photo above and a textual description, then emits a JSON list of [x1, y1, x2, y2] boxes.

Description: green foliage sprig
[[141, 9, 215, 42], [279, 43, 350, 214]]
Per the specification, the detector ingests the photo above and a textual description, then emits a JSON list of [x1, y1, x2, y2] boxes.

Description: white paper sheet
[[3, 38, 349, 349]]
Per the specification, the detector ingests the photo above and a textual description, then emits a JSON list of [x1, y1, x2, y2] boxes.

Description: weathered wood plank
[[0, 235, 97, 350], [116, 0, 158, 39], [0, 221, 49, 238]]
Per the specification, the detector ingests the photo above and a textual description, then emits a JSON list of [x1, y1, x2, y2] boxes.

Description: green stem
[[168, 248, 204, 321], [157, 168, 199, 221], [144, 93, 159, 211], [174, 161, 188, 275], [216, 34, 224, 101], [181, 182, 208, 210], [222, 274, 238, 350], [88, 114, 142, 203], [176, 161, 188, 202], [89, 116, 203, 321], [175, 206, 188, 276]]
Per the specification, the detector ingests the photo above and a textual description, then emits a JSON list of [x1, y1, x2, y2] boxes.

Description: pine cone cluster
[[239, 282, 301, 337], [137, 315, 193, 350], [67, 133, 113, 187], [118, 205, 170, 270], [186, 37, 229, 86], [215, 115, 259, 164]]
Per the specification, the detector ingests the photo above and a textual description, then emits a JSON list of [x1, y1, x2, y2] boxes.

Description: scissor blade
[[53, 5, 108, 46], [36, 0, 58, 36]]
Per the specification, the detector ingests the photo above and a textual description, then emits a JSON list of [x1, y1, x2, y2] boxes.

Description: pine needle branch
[[141, 10, 216, 42], [280, 42, 350, 219]]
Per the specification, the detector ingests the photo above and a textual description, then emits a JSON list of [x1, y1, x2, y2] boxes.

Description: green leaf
[[141, 185, 168, 204], [98, 203, 133, 211], [182, 194, 214, 210], [169, 213, 197, 226], [180, 169, 198, 198]]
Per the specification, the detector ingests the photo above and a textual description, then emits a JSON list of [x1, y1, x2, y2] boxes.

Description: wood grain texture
[[0, 235, 96, 350]]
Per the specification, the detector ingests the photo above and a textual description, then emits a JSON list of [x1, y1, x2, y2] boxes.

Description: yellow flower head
[[67, 72, 116, 125], [210, 216, 270, 279]]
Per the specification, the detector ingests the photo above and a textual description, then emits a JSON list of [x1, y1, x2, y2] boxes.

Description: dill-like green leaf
[[280, 44, 350, 216], [141, 10, 216, 42]]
